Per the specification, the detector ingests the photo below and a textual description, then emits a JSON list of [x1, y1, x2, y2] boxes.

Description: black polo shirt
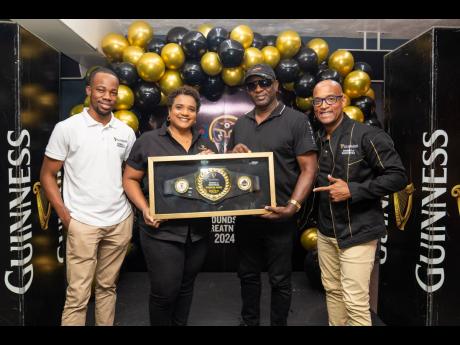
[[228, 102, 317, 206], [317, 134, 335, 237], [126, 123, 217, 243]]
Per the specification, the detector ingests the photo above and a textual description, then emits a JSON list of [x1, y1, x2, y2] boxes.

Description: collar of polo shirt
[[82, 108, 118, 128]]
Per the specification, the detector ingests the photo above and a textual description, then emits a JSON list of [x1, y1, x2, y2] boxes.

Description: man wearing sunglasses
[[311, 79, 407, 325], [228, 64, 318, 326]]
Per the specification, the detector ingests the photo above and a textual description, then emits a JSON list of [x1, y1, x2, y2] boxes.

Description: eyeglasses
[[245, 79, 273, 91], [312, 95, 343, 107]]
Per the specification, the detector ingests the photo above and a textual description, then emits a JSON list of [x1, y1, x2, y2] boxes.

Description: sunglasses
[[245, 79, 273, 91]]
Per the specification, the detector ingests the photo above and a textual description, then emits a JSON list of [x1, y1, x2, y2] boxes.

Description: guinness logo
[[33, 181, 51, 230], [209, 115, 238, 153], [393, 183, 415, 230], [451, 184, 460, 215], [195, 168, 231, 202]]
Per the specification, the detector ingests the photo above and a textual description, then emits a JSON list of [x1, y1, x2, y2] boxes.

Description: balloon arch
[[70, 20, 380, 133]]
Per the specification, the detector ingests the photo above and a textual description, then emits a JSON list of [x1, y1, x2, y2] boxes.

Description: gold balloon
[[343, 93, 351, 107], [201, 52, 222, 76], [243, 47, 264, 70], [159, 91, 168, 106], [283, 82, 295, 91], [230, 25, 254, 49], [114, 110, 139, 132], [296, 97, 313, 111], [123, 45, 145, 66], [161, 43, 185, 70], [159, 70, 184, 95], [300, 228, 318, 251], [343, 106, 364, 123], [70, 104, 84, 116], [197, 24, 214, 38], [261, 46, 281, 69], [364, 87, 375, 99], [307, 38, 329, 63], [115, 85, 134, 110], [328, 49, 355, 77], [343, 70, 371, 99], [276, 31, 302, 59], [137, 52, 165, 82], [221, 66, 244, 86], [127, 20, 153, 48], [84, 96, 90, 107], [101, 33, 129, 62]]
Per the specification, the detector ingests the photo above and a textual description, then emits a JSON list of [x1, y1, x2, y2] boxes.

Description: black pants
[[235, 218, 297, 326], [140, 230, 209, 326]]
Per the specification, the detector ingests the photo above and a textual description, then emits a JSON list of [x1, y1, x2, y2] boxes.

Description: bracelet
[[288, 199, 302, 212]]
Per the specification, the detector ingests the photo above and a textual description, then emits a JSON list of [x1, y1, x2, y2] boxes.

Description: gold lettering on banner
[[33, 181, 51, 230], [451, 185, 460, 215], [394, 183, 415, 230]]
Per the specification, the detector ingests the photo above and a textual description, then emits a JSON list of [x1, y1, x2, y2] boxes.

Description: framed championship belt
[[148, 152, 276, 219]]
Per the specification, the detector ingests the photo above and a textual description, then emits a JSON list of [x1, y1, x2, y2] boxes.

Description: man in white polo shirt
[[40, 67, 136, 326]]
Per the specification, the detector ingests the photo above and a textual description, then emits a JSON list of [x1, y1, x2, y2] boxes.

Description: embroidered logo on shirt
[[340, 143, 358, 155], [114, 137, 128, 148]]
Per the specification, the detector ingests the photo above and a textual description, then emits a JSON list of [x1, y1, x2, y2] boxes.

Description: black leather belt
[[164, 167, 260, 204]]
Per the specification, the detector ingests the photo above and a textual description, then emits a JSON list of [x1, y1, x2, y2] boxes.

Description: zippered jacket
[[310, 115, 407, 249]]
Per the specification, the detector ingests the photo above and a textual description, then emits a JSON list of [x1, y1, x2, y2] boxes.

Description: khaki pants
[[317, 231, 377, 326], [61, 213, 133, 326]]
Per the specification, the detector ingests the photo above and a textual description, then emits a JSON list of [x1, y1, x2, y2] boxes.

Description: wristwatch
[[163, 167, 261, 204]]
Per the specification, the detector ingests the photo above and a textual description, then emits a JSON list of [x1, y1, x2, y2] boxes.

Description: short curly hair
[[167, 85, 201, 112]]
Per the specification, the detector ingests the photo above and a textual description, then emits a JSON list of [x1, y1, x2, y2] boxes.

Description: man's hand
[[313, 175, 351, 202], [260, 204, 297, 220], [142, 208, 167, 228], [62, 211, 72, 230], [232, 143, 251, 153]]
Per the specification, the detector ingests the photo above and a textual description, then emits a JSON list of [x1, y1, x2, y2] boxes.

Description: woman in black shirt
[[123, 86, 217, 326]]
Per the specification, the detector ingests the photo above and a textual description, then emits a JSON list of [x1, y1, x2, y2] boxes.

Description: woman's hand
[[142, 208, 167, 228]]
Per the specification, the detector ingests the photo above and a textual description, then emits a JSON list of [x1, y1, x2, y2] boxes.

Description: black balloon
[[295, 47, 318, 74], [146, 37, 166, 55], [181, 61, 206, 86], [251, 32, 266, 49], [134, 82, 161, 111], [275, 59, 301, 83], [207, 27, 229, 52], [364, 112, 382, 128], [111, 62, 139, 87], [317, 61, 329, 74], [304, 250, 323, 290], [201, 75, 226, 101], [218, 39, 244, 68], [166, 26, 189, 45], [352, 96, 376, 118], [265, 35, 277, 47], [294, 73, 316, 98], [353, 61, 373, 79], [316, 68, 343, 84], [181, 31, 207, 59]]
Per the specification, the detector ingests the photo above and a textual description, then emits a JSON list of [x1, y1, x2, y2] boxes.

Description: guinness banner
[[0, 22, 64, 325], [379, 27, 460, 325]]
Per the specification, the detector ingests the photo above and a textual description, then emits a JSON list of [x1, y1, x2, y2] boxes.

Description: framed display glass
[[148, 152, 276, 219]]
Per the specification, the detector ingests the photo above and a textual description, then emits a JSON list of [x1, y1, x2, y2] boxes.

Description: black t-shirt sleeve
[[292, 115, 318, 156], [126, 135, 146, 171]]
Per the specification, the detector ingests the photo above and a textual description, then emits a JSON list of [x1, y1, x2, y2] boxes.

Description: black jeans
[[235, 218, 297, 326], [140, 229, 209, 326]]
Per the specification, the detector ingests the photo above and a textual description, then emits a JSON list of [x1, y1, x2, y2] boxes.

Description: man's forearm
[[41, 173, 69, 221], [290, 168, 316, 204]]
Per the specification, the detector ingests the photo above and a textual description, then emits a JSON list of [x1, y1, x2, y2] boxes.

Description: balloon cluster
[[70, 21, 381, 131]]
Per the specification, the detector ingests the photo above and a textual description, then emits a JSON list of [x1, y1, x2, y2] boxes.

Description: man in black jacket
[[311, 80, 407, 325]]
